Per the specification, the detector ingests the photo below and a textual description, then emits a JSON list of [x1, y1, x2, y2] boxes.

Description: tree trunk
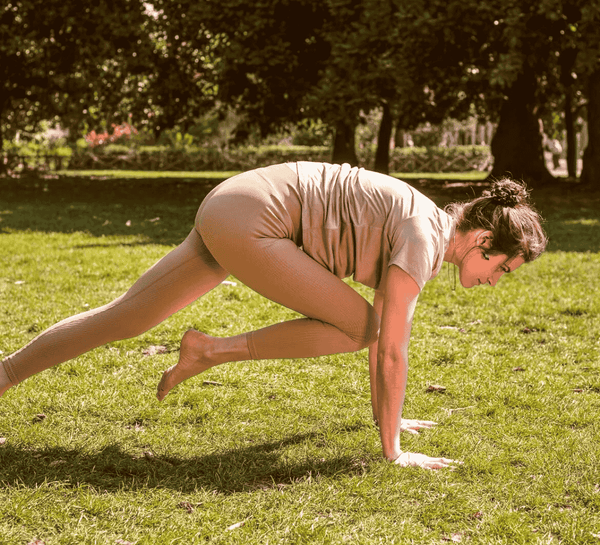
[[560, 47, 578, 179], [564, 88, 577, 178], [374, 102, 393, 174], [394, 126, 405, 148], [580, 68, 600, 188], [331, 120, 359, 166], [0, 98, 5, 174], [490, 66, 554, 186]]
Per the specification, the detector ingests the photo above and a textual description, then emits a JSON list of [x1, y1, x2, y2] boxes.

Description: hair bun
[[483, 179, 529, 207]]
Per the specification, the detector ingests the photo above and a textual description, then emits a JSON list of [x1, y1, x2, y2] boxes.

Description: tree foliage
[[2, 0, 600, 186], [173, 0, 330, 137], [0, 0, 156, 148]]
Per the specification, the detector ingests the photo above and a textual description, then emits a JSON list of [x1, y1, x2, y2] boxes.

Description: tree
[[140, 1, 222, 137], [489, 64, 553, 184], [303, 0, 472, 170], [446, 0, 559, 185], [464, 0, 600, 186], [572, 1, 600, 187], [0, 0, 155, 152], [169, 0, 330, 141], [304, 0, 389, 167]]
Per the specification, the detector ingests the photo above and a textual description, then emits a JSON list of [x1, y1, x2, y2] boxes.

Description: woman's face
[[459, 249, 525, 288]]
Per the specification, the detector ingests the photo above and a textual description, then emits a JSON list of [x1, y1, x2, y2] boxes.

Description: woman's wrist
[[383, 448, 402, 462]]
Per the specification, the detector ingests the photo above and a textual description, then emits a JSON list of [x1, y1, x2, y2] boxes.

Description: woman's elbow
[[377, 345, 406, 365]]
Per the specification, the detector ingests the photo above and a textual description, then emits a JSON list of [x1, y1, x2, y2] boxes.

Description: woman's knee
[[347, 307, 380, 350]]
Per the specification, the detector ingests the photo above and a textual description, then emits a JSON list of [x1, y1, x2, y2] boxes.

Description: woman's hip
[[196, 163, 302, 245]]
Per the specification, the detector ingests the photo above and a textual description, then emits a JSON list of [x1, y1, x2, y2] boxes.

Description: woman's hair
[[445, 178, 548, 262]]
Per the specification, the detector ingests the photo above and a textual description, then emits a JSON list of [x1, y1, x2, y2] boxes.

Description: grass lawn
[[0, 172, 599, 544]]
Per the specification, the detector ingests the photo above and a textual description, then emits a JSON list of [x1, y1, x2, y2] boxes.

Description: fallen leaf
[[142, 345, 168, 356], [0, 438, 6, 446], [15, 280, 25, 285], [148, 217, 160, 222], [203, 380, 223, 386], [27, 541, 45, 545], [427, 384, 447, 392], [178, 501, 194, 513], [226, 521, 246, 531], [513, 367, 525, 372], [143, 451, 154, 459], [125, 220, 132, 227], [470, 511, 483, 520], [442, 534, 463, 543], [49, 460, 66, 467], [521, 327, 538, 334], [592, 534, 600, 540], [221, 280, 237, 286], [32, 414, 46, 423], [573, 388, 584, 393], [115, 540, 136, 545]]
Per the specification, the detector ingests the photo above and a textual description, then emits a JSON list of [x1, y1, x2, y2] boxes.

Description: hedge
[[2, 144, 491, 173]]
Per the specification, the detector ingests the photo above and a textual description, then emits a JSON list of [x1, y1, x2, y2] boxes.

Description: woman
[[0, 162, 547, 469]]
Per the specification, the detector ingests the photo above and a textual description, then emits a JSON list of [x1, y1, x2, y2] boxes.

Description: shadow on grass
[[0, 175, 219, 246], [1, 174, 599, 252], [0, 424, 372, 494]]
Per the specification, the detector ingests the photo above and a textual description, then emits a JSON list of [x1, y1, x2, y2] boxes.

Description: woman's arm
[[374, 265, 460, 469], [369, 289, 385, 424], [370, 287, 439, 431], [376, 265, 420, 461]]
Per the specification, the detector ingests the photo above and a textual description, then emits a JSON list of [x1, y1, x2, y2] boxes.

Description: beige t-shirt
[[290, 161, 455, 291]]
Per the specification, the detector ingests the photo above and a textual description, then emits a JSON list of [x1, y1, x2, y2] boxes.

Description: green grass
[[56, 170, 242, 180], [1, 173, 599, 544]]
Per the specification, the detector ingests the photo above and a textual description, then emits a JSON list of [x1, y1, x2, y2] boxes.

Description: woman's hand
[[399, 418, 437, 434], [395, 451, 462, 470]]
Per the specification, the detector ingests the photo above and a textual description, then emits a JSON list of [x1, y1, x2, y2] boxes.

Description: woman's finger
[[440, 457, 461, 464], [415, 420, 437, 427], [401, 419, 437, 429]]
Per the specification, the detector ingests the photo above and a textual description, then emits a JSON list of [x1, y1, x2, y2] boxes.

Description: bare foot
[[156, 330, 216, 401]]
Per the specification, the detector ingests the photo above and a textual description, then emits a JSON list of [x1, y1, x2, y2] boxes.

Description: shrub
[[2, 142, 491, 173], [66, 145, 332, 171], [84, 123, 139, 147]]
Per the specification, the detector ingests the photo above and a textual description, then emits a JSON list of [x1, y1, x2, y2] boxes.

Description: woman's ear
[[476, 230, 494, 250]]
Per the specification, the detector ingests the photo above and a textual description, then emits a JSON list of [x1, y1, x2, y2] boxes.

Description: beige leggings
[[2, 165, 380, 387]]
